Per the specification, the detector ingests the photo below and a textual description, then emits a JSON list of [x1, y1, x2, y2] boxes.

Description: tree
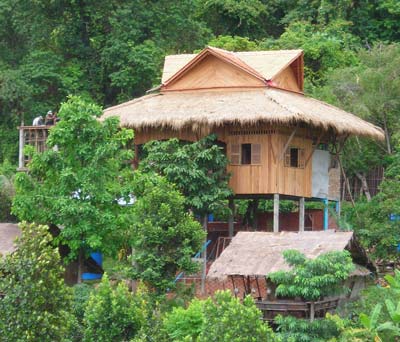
[[321, 43, 400, 156], [83, 274, 146, 342], [343, 144, 400, 262], [141, 135, 232, 218], [129, 173, 206, 294], [260, 20, 360, 89], [0, 222, 75, 342], [140, 135, 232, 293], [163, 290, 276, 341], [269, 250, 354, 301], [12, 96, 135, 281]]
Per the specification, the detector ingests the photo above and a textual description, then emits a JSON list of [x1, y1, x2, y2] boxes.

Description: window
[[284, 147, 305, 168], [241, 144, 251, 164], [230, 143, 261, 165]]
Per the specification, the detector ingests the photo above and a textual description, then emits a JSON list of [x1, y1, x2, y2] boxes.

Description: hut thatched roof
[[0, 223, 20, 256], [102, 88, 384, 139], [207, 231, 371, 280], [162, 48, 303, 83]]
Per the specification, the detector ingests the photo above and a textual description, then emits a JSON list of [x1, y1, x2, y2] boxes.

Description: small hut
[[101, 46, 384, 232], [207, 230, 374, 320]]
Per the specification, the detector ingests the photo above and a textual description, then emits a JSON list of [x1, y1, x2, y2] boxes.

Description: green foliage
[[260, 20, 360, 89], [141, 134, 232, 216], [200, 291, 275, 341], [129, 173, 206, 293], [71, 283, 94, 340], [275, 314, 341, 342], [269, 250, 354, 300], [208, 35, 258, 51], [83, 274, 145, 342], [342, 141, 400, 261], [0, 160, 16, 222], [0, 222, 75, 342], [12, 96, 135, 262], [164, 299, 205, 341], [163, 290, 276, 341]]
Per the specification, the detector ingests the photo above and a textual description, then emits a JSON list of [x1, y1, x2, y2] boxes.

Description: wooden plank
[[279, 127, 298, 161], [165, 55, 266, 91]]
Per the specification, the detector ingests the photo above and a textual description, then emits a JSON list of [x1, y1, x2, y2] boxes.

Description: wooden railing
[[18, 125, 52, 170], [255, 298, 340, 321]]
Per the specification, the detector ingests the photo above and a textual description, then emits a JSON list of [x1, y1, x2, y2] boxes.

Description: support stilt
[[273, 194, 279, 233], [252, 199, 259, 230], [299, 197, 305, 232], [323, 199, 329, 231], [200, 215, 208, 295], [228, 198, 235, 238]]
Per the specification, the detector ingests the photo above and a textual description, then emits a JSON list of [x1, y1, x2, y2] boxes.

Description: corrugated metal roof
[[207, 231, 359, 279]]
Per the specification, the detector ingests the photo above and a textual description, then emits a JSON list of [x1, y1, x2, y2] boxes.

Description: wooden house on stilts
[[101, 46, 384, 234]]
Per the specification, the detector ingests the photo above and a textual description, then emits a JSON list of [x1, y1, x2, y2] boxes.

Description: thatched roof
[[207, 231, 371, 280], [0, 223, 20, 256], [102, 88, 384, 139], [162, 48, 303, 83]]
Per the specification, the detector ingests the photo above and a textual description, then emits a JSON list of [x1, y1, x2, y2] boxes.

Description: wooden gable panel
[[163, 55, 266, 91], [272, 66, 301, 92]]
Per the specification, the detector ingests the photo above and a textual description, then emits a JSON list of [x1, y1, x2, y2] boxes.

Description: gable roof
[[207, 231, 372, 280], [102, 88, 384, 140], [161, 47, 303, 86]]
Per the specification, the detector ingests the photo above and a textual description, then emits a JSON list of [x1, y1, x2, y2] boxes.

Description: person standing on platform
[[32, 115, 44, 126], [45, 110, 55, 125]]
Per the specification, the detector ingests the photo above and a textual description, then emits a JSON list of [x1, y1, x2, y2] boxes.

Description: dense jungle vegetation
[[1, 1, 400, 341]]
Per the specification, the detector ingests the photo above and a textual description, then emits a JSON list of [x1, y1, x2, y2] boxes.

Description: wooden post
[[299, 197, 305, 232], [18, 124, 24, 169], [200, 214, 208, 295], [273, 194, 279, 233], [228, 198, 235, 238], [252, 199, 259, 230], [310, 302, 315, 322]]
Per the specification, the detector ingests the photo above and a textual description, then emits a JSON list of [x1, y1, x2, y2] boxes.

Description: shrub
[[269, 250, 354, 301], [0, 222, 75, 342], [200, 291, 275, 342], [164, 299, 205, 341], [163, 290, 276, 342], [275, 315, 341, 342], [83, 274, 145, 342]]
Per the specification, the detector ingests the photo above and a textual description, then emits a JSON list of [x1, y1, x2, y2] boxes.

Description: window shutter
[[251, 144, 261, 164], [230, 144, 240, 165], [284, 149, 291, 167], [298, 148, 305, 168]]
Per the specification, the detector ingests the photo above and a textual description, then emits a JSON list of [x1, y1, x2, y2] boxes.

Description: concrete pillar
[[228, 198, 235, 238], [18, 125, 24, 169], [299, 197, 305, 232], [273, 194, 279, 233], [323, 198, 329, 231]]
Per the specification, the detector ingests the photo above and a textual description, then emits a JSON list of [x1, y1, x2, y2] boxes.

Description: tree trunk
[[200, 214, 208, 295], [356, 172, 372, 202], [382, 112, 392, 154]]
